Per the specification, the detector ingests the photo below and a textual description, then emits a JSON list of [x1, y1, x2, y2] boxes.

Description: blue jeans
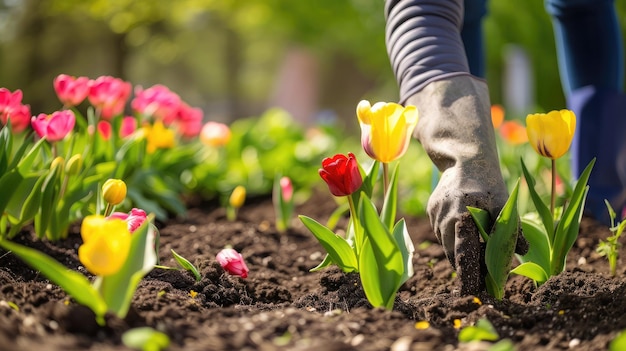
[[463, 0, 626, 221]]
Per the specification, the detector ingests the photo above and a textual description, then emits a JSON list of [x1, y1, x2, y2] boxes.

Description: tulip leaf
[[122, 327, 170, 351], [0, 170, 25, 224], [510, 261, 549, 285], [15, 137, 46, 175], [551, 158, 594, 275], [519, 215, 551, 276], [97, 216, 157, 318], [171, 249, 201, 281], [521, 158, 554, 239], [299, 215, 358, 272], [484, 179, 520, 300], [309, 253, 333, 272], [0, 238, 108, 324], [358, 238, 385, 308], [467, 206, 491, 243], [392, 219, 414, 286], [358, 196, 403, 309], [381, 163, 399, 231], [458, 318, 499, 342]]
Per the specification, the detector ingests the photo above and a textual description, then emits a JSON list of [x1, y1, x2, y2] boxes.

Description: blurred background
[[2, 0, 626, 131]]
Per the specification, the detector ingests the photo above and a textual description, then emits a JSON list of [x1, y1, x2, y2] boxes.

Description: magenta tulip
[[0, 88, 31, 133], [88, 76, 132, 119], [31, 110, 76, 142], [131, 84, 181, 125], [54, 74, 89, 107], [216, 248, 249, 278]]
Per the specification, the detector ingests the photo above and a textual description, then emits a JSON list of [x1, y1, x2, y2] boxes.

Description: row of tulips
[[301, 99, 594, 306]]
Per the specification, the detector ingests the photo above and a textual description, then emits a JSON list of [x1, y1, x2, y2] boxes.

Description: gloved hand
[[407, 76, 528, 295]]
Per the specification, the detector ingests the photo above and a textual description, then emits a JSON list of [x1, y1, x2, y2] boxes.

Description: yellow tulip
[[78, 216, 131, 276], [144, 120, 175, 154], [356, 100, 418, 163], [526, 109, 576, 159], [102, 178, 127, 206]]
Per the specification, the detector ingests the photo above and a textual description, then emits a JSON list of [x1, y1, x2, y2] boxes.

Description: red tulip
[[119, 116, 137, 138], [97, 120, 112, 140], [319, 152, 363, 197], [216, 248, 249, 278], [0, 88, 31, 133], [54, 74, 89, 107]]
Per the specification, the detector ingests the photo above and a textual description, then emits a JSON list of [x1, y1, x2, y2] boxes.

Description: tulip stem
[[104, 203, 114, 217], [347, 195, 361, 258], [382, 162, 389, 199], [550, 159, 556, 218]]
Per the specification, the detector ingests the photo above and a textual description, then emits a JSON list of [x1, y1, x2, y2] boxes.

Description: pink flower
[[176, 102, 203, 138], [109, 208, 147, 233], [54, 74, 89, 107], [200, 121, 231, 147], [216, 248, 249, 278], [280, 176, 293, 202], [97, 120, 112, 140], [0, 88, 31, 133], [31, 110, 76, 142], [88, 76, 132, 119], [131, 85, 181, 125], [120, 116, 137, 138]]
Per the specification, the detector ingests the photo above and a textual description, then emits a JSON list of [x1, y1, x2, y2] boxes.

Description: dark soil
[[0, 192, 625, 351]]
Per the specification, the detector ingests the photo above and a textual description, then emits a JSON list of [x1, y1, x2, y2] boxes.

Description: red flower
[[319, 152, 363, 197], [216, 248, 249, 278]]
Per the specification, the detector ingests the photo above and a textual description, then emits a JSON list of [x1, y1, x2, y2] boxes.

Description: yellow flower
[[356, 100, 418, 163], [526, 109, 576, 159], [229, 185, 246, 209], [144, 120, 175, 154], [102, 179, 127, 206], [78, 216, 131, 276]]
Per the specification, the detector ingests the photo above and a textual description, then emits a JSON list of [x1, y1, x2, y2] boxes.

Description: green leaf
[[519, 215, 551, 276], [359, 239, 385, 308], [171, 249, 201, 281], [392, 219, 414, 286], [0, 239, 108, 324], [521, 158, 554, 239], [381, 163, 399, 231], [484, 180, 520, 300], [15, 137, 46, 175], [0, 170, 25, 221], [299, 215, 358, 272], [510, 262, 549, 285], [122, 327, 170, 351], [459, 318, 499, 342], [98, 217, 158, 318], [610, 330, 626, 351], [467, 206, 491, 243], [551, 158, 594, 275], [358, 196, 404, 309], [309, 253, 333, 272]]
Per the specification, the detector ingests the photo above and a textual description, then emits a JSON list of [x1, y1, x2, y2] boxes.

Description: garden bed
[[0, 192, 624, 351]]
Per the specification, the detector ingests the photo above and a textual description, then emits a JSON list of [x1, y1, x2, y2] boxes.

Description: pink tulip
[[109, 208, 147, 233], [0, 88, 31, 133], [216, 248, 249, 278], [176, 102, 203, 138], [120, 116, 137, 138], [97, 120, 112, 140], [31, 110, 76, 142], [88, 76, 132, 119], [131, 85, 181, 125], [280, 176, 293, 202], [54, 74, 89, 107], [200, 121, 231, 147]]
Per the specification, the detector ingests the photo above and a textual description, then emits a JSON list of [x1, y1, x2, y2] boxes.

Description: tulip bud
[[229, 185, 246, 209], [102, 179, 127, 206], [216, 248, 249, 278], [65, 154, 83, 176], [50, 156, 65, 172], [279, 177, 293, 203]]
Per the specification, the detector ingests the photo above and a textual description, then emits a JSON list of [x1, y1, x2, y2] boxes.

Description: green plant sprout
[[459, 318, 516, 351], [154, 249, 202, 282], [597, 200, 626, 277], [468, 179, 521, 300], [122, 327, 170, 351]]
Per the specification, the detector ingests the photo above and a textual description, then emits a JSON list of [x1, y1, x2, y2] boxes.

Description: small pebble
[[569, 338, 581, 348]]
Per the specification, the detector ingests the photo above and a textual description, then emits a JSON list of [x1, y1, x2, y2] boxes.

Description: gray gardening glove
[[407, 76, 528, 295]]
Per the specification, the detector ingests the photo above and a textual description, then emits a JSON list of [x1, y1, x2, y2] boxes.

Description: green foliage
[[171, 249, 202, 282], [0, 215, 157, 324], [512, 158, 595, 285], [597, 200, 626, 276], [300, 161, 414, 310], [458, 318, 499, 343], [122, 327, 170, 351], [468, 180, 521, 300]]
